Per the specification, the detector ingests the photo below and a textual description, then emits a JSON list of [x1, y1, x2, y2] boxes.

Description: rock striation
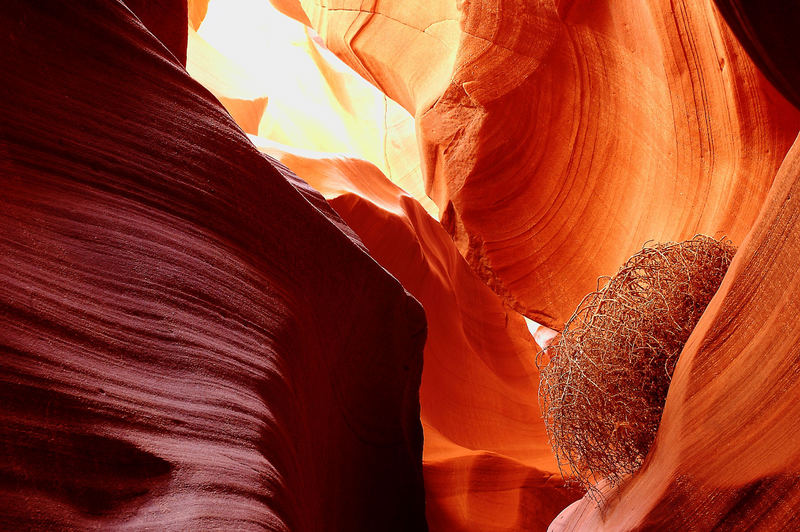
[[274, 0, 800, 329], [550, 132, 800, 531], [0, 2, 426, 530], [259, 143, 580, 531]]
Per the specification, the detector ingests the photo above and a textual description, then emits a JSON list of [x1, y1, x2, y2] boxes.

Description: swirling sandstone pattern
[[259, 144, 579, 531], [275, 0, 800, 329], [7, 0, 800, 530], [550, 5, 800, 527], [550, 132, 800, 530], [0, 2, 426, 530]]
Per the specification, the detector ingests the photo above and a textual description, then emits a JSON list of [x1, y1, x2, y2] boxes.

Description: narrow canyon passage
[[3, 1, 800, 530]]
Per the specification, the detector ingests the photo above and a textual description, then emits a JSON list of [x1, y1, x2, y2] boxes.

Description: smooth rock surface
[[549, 133, 800, 530], [125, 0, 188, 65], [714, 0, 800, 109], [258, 142, 580, 531], [0, 2, 426, 530], [278, 0, 800, 329]]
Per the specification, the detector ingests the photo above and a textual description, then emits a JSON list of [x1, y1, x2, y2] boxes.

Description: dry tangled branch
[[537, 235, 735, 493]]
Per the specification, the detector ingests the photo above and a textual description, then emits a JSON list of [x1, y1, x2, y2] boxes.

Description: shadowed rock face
[[125, 0, 188, 65], [259, 148, 582, 531], [714, 0, 800, 110], [7, 0, 800, 530], [274, 0, 800, 330], [0, 2, 426, 530]]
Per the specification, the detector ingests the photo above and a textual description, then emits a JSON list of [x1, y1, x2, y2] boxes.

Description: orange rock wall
[[551, 132, 800, 530], [277, 0, 800, 329], [7, 0, 800, 530], [205, 1, 800, 529], [261, 148, 579, 531]]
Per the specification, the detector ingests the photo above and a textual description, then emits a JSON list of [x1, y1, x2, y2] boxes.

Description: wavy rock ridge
[[257, 145, 581, 530], [552, 132, 800, 530], [0, 2, 426, 530], [275, 0, 800, 329]]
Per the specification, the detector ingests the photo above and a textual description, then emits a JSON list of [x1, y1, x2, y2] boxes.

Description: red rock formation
[[551, 5, 800, 528], [714, 0, 800, 109], [215, 1, 800, 529], [259, 144, 580, 531], [275, 0, 800, 329], [550, 131, 800, 530], [125, 0, 188, 65], [0, 2, 426, 530]]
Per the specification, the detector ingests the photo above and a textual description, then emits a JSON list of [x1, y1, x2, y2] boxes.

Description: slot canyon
[[3, 1, 800, 530]]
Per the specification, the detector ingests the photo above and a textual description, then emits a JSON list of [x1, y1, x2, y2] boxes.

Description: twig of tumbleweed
[[537, 235, 735, 498]]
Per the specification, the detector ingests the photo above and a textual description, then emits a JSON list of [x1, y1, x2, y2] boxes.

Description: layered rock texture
[[551, 131, 800, 530], [257, 145, 580, 530], [0, 2, 426, 530], [273, 0, 800, 329], [5, 0, 800, 531]]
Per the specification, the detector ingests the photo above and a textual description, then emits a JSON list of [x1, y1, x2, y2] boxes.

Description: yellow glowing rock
[[186, 0, 436, 216]]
